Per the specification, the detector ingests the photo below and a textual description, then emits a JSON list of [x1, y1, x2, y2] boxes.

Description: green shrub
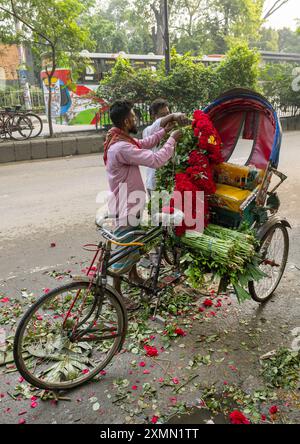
[[97, 43, 261, 113]]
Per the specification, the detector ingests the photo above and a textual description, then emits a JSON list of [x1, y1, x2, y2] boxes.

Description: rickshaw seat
[[211, 163, 264, 213], [210, 184, 252, 213]]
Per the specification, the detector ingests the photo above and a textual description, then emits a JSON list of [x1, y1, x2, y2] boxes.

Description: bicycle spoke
[[253, 227, 286, 299], [15, 283, 126, 389]]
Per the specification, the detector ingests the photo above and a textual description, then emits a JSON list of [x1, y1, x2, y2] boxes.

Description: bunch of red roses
[[172, 110, 223, 236], [192, 109, 223, 165]]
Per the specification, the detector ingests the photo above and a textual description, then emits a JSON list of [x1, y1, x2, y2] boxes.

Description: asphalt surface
[[0, 131, 299, 424]]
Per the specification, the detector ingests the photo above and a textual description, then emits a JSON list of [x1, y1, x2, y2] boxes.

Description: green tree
[[216, 43, 260, 92], [97, 56, 160, 103], [0, 0, 94, 136], [96, 44, 260, 114], [278, 27, 300, 53], [157, 51, 220, 112], [261, 62, 300, 116], [83, 13, 128, 53], [256, 27, 279, 51]]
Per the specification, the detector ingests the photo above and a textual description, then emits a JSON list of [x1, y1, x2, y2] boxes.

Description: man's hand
[[160, 113, 190, 129], [164, 121, 176, 133], [170, 129, 182, 142], [172, 113, 190, 126]]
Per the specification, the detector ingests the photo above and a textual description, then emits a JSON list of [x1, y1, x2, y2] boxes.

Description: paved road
[[0, 131, 299, 424]]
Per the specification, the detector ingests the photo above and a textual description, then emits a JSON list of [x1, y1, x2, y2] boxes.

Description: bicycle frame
[[63, 224, 172, 342], [100, 224, 166, 293]]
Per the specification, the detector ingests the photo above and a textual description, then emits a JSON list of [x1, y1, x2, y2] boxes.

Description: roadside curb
[[0, 134, 105, 164]]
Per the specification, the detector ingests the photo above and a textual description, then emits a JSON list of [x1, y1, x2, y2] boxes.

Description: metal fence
[[274, 105, 300, 118], [0, 88, 45, 113], [1, 88, 298, 127], [96, 101, 299, 129], [97, 102, 151, 129]]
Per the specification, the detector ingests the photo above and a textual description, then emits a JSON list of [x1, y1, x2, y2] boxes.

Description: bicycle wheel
[[248, 223, 289, 303], [14, 281, 127, 390], [25, 113, 43, 138], [0, 113, 9, 141], [7, 115, 33, 140]]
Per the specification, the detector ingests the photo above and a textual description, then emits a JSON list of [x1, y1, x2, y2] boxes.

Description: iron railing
[[0, 88, 45, 113]]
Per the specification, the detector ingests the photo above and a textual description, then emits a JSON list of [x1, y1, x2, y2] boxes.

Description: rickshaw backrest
[[204, 89, 282, 170], [213, 162, 264, 191]]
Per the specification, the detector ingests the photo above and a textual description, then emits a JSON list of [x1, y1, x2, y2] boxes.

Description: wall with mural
[[40, 68, 109, 125]]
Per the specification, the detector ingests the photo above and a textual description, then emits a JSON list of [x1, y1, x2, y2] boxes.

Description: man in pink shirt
[[103, 100, 186, 305]]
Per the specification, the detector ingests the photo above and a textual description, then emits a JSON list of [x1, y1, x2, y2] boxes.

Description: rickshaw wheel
[[249, 223, 289, 303]]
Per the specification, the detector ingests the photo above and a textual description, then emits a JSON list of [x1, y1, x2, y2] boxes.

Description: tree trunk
[[151, 0, 165, 55], [14, 18, 32, 110], [46, 46, 56, 138]]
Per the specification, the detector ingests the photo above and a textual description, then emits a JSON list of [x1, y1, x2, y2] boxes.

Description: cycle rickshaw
[[13, 89, 290, 390]]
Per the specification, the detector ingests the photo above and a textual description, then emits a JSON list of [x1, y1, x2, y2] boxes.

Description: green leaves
[[261, 62, 300, 116], [0, 0, 94, 72], [97, 44, 260, 110], [260, 348, 300, 389]]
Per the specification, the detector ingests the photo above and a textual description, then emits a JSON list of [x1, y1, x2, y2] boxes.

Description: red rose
[[144, 345, 159, 357], [175, 225, 186, 237], [193, 110, 206, 120], [151, 416, 159, 424], [208, 149, 223, 165], [269, 405, 278, 415], [193, 128, 200, 137], [261, 414, 267, 421], [0, 297, 9, 303], [229, 410, 250, 424], [188, 150, 209, 167], [203, 299, 213, 307], [175, 328, 186, 336]]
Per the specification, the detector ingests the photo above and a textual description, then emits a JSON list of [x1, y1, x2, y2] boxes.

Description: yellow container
[[214, 162, 264, 190]]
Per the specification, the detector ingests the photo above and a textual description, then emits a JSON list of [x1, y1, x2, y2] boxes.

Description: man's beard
[[129, 125, 138, 134]]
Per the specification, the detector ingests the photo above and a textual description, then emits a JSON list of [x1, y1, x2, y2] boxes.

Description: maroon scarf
[[103, 127, 141, 165]]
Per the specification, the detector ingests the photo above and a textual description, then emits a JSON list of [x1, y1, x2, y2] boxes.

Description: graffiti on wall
[[41, 68, 109, 125]]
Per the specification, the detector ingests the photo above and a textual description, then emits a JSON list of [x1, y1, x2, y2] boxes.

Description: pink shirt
[[106, 127, 176, 226]]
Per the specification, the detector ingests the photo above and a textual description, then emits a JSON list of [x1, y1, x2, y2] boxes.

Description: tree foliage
[[79, 0, 295, 56], [97, 43, 261, 113], [261, 62, 300, 116], [0, 0, 94, 136]]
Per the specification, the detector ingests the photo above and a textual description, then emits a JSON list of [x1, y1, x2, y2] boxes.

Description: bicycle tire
[[13, 281, 127, 390], [25, 113, 43, 138], [7, 115, 33, 140], [248, 223, 289, 303]]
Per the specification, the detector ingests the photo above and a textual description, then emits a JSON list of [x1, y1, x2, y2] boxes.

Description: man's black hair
[[110, 100, 134, 128], [149, 98, 169, 118]]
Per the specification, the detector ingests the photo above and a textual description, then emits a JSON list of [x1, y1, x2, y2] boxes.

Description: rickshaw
[[204, 88, 290, 301], [13, 89, 290, 390]]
